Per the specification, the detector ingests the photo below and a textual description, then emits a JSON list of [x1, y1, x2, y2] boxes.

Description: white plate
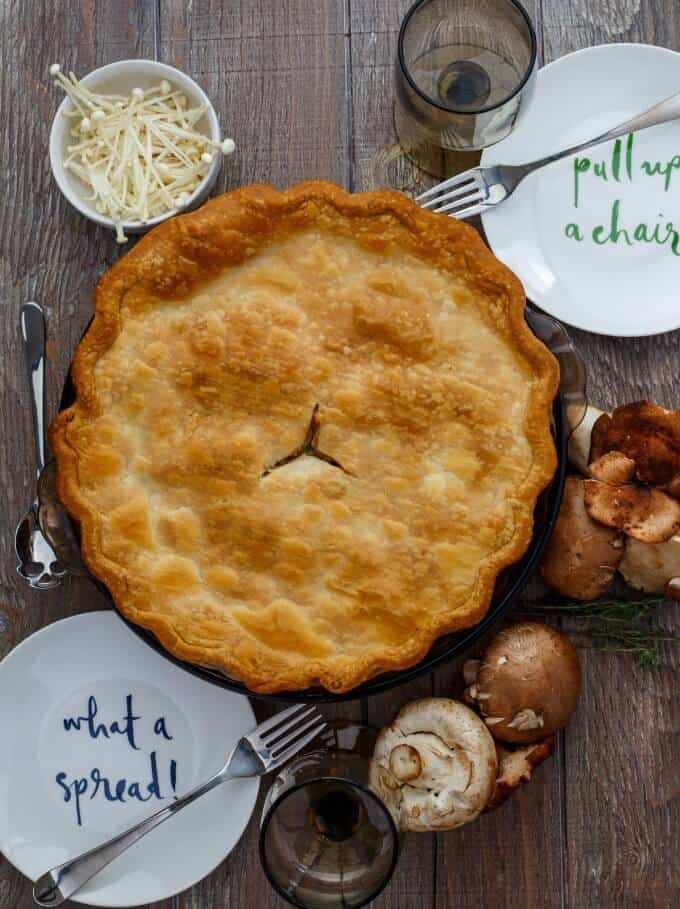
[[481, 43, 680, 337], [0, 612, 258, 907]]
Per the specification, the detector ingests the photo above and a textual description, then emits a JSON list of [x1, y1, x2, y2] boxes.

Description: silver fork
[[33, 704, 326, 907], [417, 89, 680, 219]]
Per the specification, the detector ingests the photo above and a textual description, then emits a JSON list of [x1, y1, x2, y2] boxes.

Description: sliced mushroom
[[539, 476, 623, 599], [618, 534, 680, 594], [584, 479, 680, 543], [588, 451, 636, 485], [485, 735, 556, 811], [590, 402, 680, 487], [464, 623, 581, 745], [568, 405, 606, 474], [371, 698, 497, 832]]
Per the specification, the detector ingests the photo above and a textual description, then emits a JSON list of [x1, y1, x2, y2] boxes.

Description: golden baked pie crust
[[50, 182, 559, 693]]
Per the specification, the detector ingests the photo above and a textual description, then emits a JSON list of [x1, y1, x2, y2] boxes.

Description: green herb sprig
[[517, 597, 678, 668]]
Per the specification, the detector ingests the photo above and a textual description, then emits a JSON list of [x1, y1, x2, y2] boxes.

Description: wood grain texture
[[540, 3, 680, 908], [366, 677, 436, 909], [159, 0, 349, 192], [1, 1, 353, 907], [432, 640, 566, 909], [347, 7, 438, 907], [0, 2, 155, 907], [155, 2, 359, 908], [349, 2, 567, 908], [1, 0, 679, 907]]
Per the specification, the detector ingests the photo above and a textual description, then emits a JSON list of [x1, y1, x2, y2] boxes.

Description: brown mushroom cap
[[464, 622, 581, 744], [539, 476, 622, 599], [590, 402, 680, 488], [584, 479, 680, 543]]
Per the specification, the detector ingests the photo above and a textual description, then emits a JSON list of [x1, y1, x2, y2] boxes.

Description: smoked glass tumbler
[[259, 723, 404, 909], [395, 0, 537, 176]]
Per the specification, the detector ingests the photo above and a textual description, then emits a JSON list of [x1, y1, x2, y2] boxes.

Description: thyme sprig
[[517, 596, 678, 668]]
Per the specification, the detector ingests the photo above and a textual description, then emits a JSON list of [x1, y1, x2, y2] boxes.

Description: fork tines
[[416, 168, 485, 219], [252, 703, 327, 765]]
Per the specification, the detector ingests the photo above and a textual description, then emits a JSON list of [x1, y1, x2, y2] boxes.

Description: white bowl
[[49, 59, 222, 236]]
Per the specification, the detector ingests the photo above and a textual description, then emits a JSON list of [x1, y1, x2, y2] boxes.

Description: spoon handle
[[20, 302, 47, 476]]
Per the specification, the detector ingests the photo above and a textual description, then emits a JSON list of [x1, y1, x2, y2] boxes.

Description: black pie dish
[[57, 311, 571, 703]]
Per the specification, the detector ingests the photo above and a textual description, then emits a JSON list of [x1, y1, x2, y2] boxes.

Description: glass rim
[[258, 774, 401, 909], [397, 0, 537, 116]]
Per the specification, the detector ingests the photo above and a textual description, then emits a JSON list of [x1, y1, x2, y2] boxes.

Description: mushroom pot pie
[[50, 182, 559, 694]]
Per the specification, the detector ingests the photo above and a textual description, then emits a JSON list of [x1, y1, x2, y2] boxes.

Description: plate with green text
[[481, 43, 680, 337]]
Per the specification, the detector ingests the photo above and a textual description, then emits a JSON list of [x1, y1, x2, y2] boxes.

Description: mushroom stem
[[568, 404, 606, 474]]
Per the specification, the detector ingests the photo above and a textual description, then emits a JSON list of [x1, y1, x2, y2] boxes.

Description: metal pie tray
[[52, 309, 578, 703]]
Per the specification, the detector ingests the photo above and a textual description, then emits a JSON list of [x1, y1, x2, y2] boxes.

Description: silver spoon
[[14, 303, 66, 589]]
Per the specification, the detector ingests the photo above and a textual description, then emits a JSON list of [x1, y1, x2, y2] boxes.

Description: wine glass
[[259, 723, 405, 909]]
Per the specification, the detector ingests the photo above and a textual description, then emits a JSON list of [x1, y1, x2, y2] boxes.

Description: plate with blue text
[[0, 612, 258, 907], [481, 42, 680, 337]]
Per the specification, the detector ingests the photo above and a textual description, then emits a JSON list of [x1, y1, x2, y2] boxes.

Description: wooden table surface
[[1, 1, 678, 907]]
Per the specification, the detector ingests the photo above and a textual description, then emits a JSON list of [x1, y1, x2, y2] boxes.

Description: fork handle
[[33, 769, 230, 906], [517, 89, 680, 177]]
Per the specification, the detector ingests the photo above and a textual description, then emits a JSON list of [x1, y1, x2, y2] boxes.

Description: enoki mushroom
[[50, 63, 235, 243]]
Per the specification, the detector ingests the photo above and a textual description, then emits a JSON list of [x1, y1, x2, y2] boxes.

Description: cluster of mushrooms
[[371, 622, 581, 831], [370, 400, 680, 832], [540, 401, 680, 600]]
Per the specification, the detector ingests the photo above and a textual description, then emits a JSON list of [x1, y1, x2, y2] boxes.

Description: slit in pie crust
[[50, 182, 559, 693]]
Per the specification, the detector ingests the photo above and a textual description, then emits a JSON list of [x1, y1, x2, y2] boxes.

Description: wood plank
[[1, 0, 353, 899], [432, 637, 565, 909], [366, 677, 436, 909], [349, 4, 438, 905], [349, 0, 434, 196], [159, 0, 349, 192], [3, 2, 678, 909], [539, 4, 680, 908], [349, 2, 566, 907], [543, 0, 680, 59], [1, 0, 353, 902], [154, 2, 357, 907], [0, 2, 156, 907]]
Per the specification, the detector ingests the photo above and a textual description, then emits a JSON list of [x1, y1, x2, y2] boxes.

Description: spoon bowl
[[37, 459, 90, 577], [15, 505, 66, 589]]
